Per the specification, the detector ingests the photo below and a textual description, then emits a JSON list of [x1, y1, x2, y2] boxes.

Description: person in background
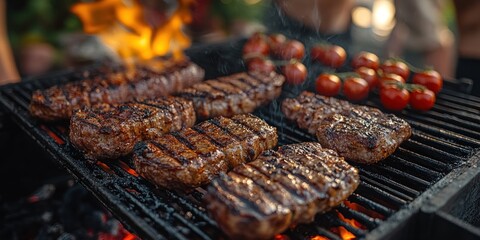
[[0, 0, 19, 85], [265, 0, 355, 48], [386, 0, 455, 78], [388, 0, 480, 96]]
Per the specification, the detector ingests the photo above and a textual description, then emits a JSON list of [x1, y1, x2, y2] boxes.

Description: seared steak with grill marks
[[69, 97, 195, 160], [282, 91, 412, 163], [133, 114, 277, 189], [177, 71, 285, 119], [30, 60, 204, 121], [205, 142, 359, 240]]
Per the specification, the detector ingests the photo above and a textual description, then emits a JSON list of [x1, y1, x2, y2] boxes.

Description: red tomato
[[380, 59, 410, 80], [310, 45, 326, 62], [379, 73, 405, 90], [410, 89, 436, 111], [315, 74, 341, 97], [351, 51, 380, 70], [282, 61, 307, 85], [380, 85, 410, 111], [278, 40, 305, 60], [343, 77, 369, 101], [322, 45, 347, 68], [355, 67, 378, 90], [243, 37, 270, 56], [246, 58, 276, 73], [268, 33, 287, 52], [412, 70, 443, 94]]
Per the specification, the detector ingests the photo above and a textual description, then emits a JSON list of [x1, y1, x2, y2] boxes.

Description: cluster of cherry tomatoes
[[316, 50, 442, 111], [242, 33, 443, 112], [243, 33, 308, 85]]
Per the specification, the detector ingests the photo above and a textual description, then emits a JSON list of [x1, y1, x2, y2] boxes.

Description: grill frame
[[1, 40, 479, 240]]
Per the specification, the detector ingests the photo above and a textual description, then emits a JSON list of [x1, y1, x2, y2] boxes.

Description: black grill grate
[[1, 64, 479, 240]]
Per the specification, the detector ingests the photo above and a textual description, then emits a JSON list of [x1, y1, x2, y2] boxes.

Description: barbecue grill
[[1, 40, 479, 240]]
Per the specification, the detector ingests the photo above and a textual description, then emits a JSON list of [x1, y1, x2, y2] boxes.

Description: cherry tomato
[[355, 67, 378, 90], [282, 61, 307, 85], [315, 74, 341, 97], [268, 33, 287, 52], [380, 59, 410, 80], [310, 44, 326, 62], [380, 85, 410, 111], [243, 37, 270, 56], [246, 57, 276, 73], [278, 40, 305, 60], [322, 45, 347, 68], [412, 70, 443, 94], [410, 88, 436, 111], [351, 51, 380, 70], [379, 73, 405, 90], [343, 77, 369, 101]]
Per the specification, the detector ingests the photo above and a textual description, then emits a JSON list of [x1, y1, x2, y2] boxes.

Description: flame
[[344, 200, 385, 220], [337, 212, 365, 230], [338, 226, 355, 240], [310, 236, 329, 240], [71, 0, 193, 61]]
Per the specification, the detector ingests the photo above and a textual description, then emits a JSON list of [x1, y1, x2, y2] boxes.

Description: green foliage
[[7, 0, 82, 49], [211, 0, 268, 27]]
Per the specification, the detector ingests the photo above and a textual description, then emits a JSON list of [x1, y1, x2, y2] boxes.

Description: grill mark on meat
[[191, 125, 226, 148], [209, 118, 243, 142], [134, 99, 171, 111], [231, 117, 261, 136], [170, 132, 197, 152], [150, 140, 189, 165], [213, 175, 266, 217], [229, 170, 286, 206], [75, 115, 101, 129], [248, 163, 305, 200]]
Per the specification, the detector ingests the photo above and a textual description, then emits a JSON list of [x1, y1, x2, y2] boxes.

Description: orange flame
[[344, 200, 385, 220], [71, 0, 193, 61], [310, 235, 329, 240], [337, 212, 365, 230]]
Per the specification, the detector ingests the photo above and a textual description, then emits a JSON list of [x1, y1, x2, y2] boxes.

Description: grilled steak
[[30, 60, 204, 121], [205, 142, 360, 240], [282, 91, 412, 163], [177, 71, 285, 119], [69, 97, 195, 160], [133, 114, 278, 189]]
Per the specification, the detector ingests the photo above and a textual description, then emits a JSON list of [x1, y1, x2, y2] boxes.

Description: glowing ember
[[337, 212, 365, 230], [338, 226, 355, 240], [344, 200, 385, 220], [274, 234, 290, 240], [310, 235, 329, 240], [71, 0, 194, 61]]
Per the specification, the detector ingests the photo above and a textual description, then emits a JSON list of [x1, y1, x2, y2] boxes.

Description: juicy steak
[[69, 97, 195, 160], [30, 60, 204, 121], [205, 142, 360, 240], [177, 71, 285, 119], [133, 114, 278, 189], [282, 91, 412, 163]]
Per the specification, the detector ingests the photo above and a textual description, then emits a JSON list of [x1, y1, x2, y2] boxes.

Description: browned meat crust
[[205, 142, 360, 240], [133, 114, 278, 190], [30, 60, 204, 121], [69, 97, 195, 160], [282, 91, 412, 163], [177, 71, 285, 119]]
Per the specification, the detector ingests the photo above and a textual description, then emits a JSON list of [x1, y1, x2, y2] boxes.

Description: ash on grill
[[0, 176, 138, 240]]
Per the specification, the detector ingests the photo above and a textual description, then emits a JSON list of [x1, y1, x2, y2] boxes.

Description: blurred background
[[0, 0, 462, 82]]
